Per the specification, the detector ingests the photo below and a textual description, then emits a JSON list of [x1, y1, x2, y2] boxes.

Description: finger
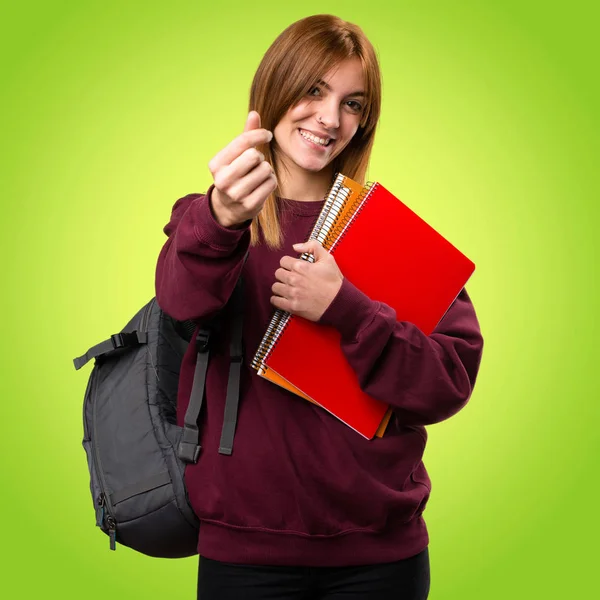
[[274, 267, 293, 284], [293, 241, 326, 265], [238, 172, 278, 212], [293, 240, 325, 256], [209, 129, 273, 173], [216, 147, 267, 192], [279, 257, 310, 276], [271, 295, 292, 312], [271, 282, 288, 297], [225, 160, 274, 202], [244, 111, 261, 132], [231, 147, 265, 171], [279, 256, 297, 271]]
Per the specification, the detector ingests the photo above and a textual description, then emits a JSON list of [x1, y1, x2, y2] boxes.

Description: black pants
[[197, 547, 430, 599]]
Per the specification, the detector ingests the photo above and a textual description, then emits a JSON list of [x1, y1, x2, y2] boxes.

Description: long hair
[[249, 14, 382, 248]]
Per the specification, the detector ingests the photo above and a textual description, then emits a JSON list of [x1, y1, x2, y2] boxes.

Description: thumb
[[293, 240, 327, 258], [244, 110, 261, 132]]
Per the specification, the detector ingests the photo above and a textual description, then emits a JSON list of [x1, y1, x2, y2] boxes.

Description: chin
[[301, 163, 328, 173], [293, 155, 333, 173]]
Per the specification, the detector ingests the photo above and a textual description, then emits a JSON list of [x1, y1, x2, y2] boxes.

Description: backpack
[[72, 277, 244, 558]]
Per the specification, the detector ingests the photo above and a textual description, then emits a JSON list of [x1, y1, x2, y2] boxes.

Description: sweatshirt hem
[[197, 517, 429, 567]]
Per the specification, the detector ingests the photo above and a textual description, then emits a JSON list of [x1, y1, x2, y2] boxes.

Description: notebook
[[251, 174, 476, 439]]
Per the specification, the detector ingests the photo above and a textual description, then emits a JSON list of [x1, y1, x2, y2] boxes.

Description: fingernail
[[267, 131, 273, 141]]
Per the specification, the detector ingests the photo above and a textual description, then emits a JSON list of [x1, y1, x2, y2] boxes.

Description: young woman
[[155, 14, 483, 600]]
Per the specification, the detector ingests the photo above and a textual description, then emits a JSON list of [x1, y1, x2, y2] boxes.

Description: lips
[[299, 128, 335, 141], [298, 128, 334, 148]]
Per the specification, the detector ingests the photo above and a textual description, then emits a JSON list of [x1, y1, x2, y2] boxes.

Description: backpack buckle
[[111, 332, 138, 349], [196, 329, 211, 353], [178, 441, 201, 464]]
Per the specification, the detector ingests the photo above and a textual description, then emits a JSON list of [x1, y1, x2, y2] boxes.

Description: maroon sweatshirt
[[155, 185, 484, 567]]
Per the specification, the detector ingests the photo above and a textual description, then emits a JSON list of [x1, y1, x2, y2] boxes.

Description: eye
[[346, 100, 363, 113], [308, 86, 321, 97]]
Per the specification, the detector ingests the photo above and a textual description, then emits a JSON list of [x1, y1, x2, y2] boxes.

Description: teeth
[[299, 129, 330, 146]]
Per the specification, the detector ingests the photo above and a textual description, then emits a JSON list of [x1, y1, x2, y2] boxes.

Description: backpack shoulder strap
[[218, 275, 244, 456], [177, 325, 212, 463], [178, 259, 247, 462]]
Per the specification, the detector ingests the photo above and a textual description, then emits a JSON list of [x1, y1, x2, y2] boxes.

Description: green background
[[1, 0, 598, 598]]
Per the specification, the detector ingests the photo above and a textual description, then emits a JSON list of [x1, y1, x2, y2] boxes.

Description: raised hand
[[208, 111, 277, 228]]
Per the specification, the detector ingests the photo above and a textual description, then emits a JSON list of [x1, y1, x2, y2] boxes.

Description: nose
[[317, 98, 340, 130]]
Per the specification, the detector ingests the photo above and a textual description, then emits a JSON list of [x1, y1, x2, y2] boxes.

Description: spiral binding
[[309, 174, 351, 240], [328, 182, 377, 254], [251, 308, 291, 372]]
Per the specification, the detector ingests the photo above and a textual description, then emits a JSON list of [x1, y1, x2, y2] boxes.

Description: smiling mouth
[[298, 128, 334, 147]]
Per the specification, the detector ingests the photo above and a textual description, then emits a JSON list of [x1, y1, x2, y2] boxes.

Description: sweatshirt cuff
[[317, 277, 382, 341], [194, 184, 252, 248]]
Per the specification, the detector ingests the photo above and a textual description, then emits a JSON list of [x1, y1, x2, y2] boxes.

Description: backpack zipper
[[91, 371, 118, 551], [97, 492, 117, 550]]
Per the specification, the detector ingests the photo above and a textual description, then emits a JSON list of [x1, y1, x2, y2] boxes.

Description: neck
[[276, 162, 334, 202]]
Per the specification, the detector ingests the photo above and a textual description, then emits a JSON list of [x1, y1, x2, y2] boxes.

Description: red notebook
[[252, 175, 475, 439]]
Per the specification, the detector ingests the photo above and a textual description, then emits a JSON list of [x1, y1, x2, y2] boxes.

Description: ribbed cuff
[[194, 184, 252, 249], [317, 278, 381, 341]]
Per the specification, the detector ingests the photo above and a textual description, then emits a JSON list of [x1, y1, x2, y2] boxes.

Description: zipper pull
[[106, 516, 117, 551], [96, 493, 105, 527]]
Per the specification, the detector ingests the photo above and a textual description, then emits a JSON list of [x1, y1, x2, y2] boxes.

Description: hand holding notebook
[[253, 173, 476, 440], [271, 239, 344, 322]]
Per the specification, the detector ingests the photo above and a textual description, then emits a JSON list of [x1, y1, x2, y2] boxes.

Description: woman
[[155, 14, 483, 600]]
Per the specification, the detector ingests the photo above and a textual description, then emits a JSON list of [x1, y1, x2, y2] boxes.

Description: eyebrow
[[317, 79, 366, 98]]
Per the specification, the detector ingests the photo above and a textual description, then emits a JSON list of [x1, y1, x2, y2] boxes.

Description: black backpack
[[72, 278, 244, 558]]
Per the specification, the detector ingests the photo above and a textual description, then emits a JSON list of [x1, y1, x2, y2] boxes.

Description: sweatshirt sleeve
[[317, 279, 484, 427], [155, 184, 251, 323]]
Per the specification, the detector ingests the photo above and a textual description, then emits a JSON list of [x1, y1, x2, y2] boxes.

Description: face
[[273, 57, 365, 177]]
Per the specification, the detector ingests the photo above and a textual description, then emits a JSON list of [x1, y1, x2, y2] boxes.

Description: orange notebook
[[252, 174, 475, 439]]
